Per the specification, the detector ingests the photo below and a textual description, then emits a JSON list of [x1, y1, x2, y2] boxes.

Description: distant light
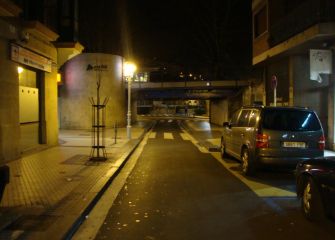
[[57, 73, 61, 83], [17, 67, 23, 74], [206, 82, 210, 86], [189, 73, 193, 77]]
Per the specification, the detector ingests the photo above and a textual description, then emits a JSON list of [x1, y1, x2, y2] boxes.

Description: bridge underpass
[[127, 80, 250, 124]]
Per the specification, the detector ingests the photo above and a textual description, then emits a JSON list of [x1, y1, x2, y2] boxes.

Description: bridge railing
[[127, 80, 250, 89]]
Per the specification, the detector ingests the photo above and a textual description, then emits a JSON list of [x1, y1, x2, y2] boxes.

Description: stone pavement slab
[[0, 122, 153, 240]]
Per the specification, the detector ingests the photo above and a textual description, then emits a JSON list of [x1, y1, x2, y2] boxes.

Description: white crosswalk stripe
[[149, 132, 192, 141], [149, 132, 156, 139], [164, 132, 174, 139]]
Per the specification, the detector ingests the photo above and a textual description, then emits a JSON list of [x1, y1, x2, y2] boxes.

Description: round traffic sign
[[271, 75, 277, 89]]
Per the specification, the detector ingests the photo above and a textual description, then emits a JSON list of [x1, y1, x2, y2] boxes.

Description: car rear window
[[261, 109, 321, 131]]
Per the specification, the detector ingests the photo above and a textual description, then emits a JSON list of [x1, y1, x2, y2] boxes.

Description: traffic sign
[[271, 75, 277, 89]]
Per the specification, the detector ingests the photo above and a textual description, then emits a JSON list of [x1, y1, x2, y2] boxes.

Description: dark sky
[[79, 0, 252, 80]]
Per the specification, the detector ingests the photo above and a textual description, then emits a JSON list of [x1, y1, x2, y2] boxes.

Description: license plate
[[283, 141, 306, 148]]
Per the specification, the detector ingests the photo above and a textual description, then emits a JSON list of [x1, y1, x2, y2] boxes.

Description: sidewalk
[[0, 121, 153, 240]]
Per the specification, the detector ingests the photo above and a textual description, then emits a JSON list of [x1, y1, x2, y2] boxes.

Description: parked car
[[296, 158, 335, 221], [220, 105, 325, 175]]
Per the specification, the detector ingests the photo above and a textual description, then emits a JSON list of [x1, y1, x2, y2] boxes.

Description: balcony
[[268, 0, 335, 47]]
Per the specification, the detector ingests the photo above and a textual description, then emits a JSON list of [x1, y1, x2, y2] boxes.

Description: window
[[248, 110, 259, 127], [230, 110, 240, 126], [237, 110, 251, 127], [262, 109, 321, 131], [254, 6, 267, 38]]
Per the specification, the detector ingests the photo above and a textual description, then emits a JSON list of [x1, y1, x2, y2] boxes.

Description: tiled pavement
[[0, 122, 153, 240]]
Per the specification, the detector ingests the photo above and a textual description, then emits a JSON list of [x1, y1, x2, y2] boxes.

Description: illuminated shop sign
[[11, 44, 52, 72]]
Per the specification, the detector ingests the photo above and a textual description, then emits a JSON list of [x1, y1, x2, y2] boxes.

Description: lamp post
[[124, 61, 137, 139]]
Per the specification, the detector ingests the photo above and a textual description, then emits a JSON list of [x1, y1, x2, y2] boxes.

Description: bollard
[[0, 165, 9, 203], [114, 122, 117, 144]]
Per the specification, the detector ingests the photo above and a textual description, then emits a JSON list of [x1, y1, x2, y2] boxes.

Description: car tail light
[[256, 134, 269, 148], [318, 135, 325, 150]]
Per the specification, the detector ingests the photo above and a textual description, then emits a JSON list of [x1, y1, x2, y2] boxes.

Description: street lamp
[[124, 61, 137, 139]]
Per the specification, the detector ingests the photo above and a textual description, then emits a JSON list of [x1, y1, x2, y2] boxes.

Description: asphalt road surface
[[94, 119, 335, 240]]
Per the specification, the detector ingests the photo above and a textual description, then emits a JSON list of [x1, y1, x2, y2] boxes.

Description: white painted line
[[180, 123, 295, 198], [211, 152, 296, 197], [207, 138, 221, 146], [164, 132, 174, 140], [73, 129, 151, 240], [149, 132, 156, 139], [180, 133, 190, 141]]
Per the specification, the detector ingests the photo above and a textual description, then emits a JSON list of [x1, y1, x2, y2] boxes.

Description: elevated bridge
[[127, 80, 250, 99]]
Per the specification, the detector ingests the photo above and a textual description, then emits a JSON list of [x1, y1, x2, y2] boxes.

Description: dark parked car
[[221, 106, 325, 175], [296, 158, 335, 221]]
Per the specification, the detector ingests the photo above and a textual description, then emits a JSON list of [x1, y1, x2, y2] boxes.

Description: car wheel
[[241, 148, 255, 176], [220, 138, 227, 158], [301, 176, 325, 221]]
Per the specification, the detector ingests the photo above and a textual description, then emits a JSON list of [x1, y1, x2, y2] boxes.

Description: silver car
[[220, 106, 325, 175]]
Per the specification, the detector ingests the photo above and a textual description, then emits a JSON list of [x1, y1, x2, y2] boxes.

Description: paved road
[[94, 119, 335, 240]]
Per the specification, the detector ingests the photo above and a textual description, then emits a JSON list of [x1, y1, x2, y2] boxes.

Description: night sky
[[79, 0, 252, 80]]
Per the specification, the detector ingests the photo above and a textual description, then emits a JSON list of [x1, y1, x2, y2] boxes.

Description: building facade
[[0, 0, 82, 163], [0, 1, 59, 162], [252, 0, 335, 149]]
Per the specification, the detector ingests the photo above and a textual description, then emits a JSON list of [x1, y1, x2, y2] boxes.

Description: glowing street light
[[124, 61, 137, 139]]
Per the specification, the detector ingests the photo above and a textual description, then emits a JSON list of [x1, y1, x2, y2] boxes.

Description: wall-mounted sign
[[310, 49, 332, 83], [86, 64, 108, 71], [11, 44, 52, 72]]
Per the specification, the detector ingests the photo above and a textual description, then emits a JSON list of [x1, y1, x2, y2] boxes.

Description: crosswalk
[[148, 131, 191, 140]]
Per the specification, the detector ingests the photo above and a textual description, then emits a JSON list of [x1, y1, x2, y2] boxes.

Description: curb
[[62, 122, 155, 240]]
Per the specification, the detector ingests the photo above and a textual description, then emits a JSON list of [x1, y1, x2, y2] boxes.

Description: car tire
[[301, 176, 325, 221], [241, 148, 255, 176], [220, 138, 227, 158]]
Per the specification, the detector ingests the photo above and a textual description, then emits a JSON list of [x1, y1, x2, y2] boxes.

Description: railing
[[126, 80, 250, 89], [268, 0, 335, 47]]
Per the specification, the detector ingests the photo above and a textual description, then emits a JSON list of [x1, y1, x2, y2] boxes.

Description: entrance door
[[18, 67, 40, 152]]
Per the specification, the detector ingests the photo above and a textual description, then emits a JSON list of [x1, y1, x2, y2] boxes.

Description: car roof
[[241, 105, 311, 111]]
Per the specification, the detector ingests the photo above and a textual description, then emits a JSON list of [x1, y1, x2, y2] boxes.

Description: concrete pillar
[[210, 99, 228, 126]]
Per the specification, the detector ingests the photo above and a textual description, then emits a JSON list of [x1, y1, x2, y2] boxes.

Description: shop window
[[254, 6, 267, 38]]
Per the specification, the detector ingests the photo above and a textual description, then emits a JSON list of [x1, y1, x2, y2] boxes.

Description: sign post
[[271, 75, 277, 106]]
